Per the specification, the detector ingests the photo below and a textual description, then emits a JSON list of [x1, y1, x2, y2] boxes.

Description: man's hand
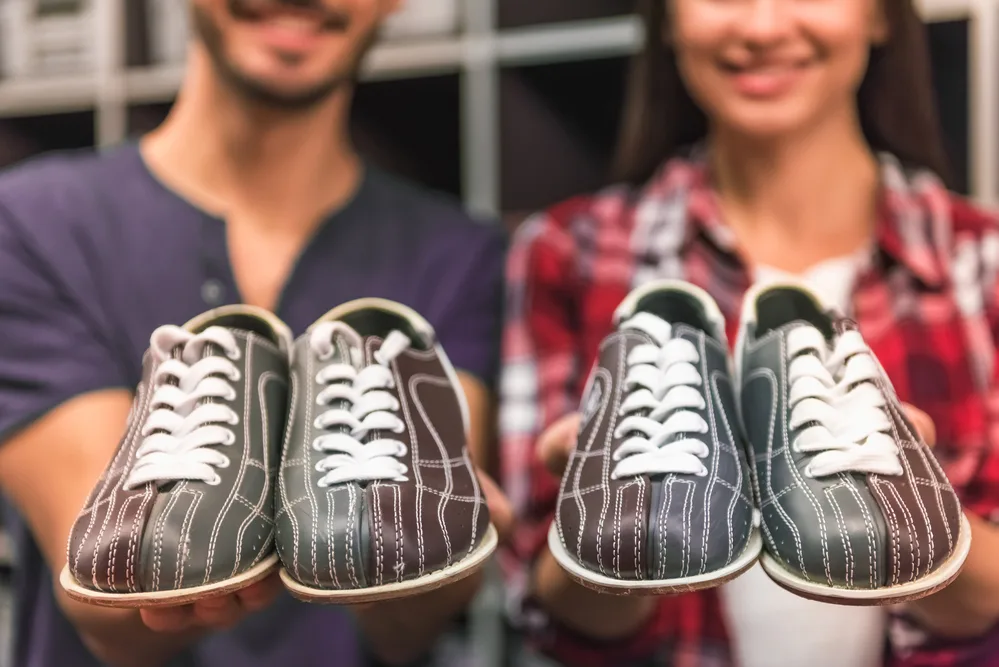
[[478, 468, 515, 544], [0, 389, 284, 667], [351, 466, 513, 666], [139, 572, 283, 632]]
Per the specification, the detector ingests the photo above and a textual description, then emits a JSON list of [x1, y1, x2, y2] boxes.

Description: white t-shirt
[[721, 251, 887, 667]]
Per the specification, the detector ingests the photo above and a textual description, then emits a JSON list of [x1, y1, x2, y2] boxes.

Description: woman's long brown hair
[[612, 0, 954, 188]]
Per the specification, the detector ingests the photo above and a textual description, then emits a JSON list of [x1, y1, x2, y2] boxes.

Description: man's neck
[[141, 51, 362, 231], [709, 112, 881, 272]]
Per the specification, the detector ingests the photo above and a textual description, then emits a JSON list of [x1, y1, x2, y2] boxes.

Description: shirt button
[[201, 279, 225, 306]]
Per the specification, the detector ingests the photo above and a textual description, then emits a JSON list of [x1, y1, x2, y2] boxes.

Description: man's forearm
[[353, 570, 484, 666], [533, 547, 656, 641], [57, 589, 204, 667], [907, 513, 999, 638]]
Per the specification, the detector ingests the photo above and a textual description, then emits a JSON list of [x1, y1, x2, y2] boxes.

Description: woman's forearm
[[906, 513, 999, 638], [533, 546, 657, 641]]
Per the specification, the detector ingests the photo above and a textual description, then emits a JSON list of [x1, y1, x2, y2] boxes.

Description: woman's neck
[[708, 112, 881, 273]]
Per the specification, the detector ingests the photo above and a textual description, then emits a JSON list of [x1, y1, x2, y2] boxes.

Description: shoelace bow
[[786, 326, 902, 478], [310, 322, 412, 487], [123, 326, 241, 490], [611, 312, 711, 480]]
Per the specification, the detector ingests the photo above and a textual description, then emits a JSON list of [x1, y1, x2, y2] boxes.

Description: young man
[[0, 1, 510, 666]]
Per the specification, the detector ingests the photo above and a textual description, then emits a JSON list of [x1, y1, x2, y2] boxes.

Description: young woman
[[499, 0, 999, 665]]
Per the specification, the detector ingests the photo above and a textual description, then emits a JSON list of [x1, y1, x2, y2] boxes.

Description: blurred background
[[0, 0, 992, 664]]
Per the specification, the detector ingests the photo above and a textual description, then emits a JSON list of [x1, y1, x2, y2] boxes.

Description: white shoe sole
[[547, 512, 763, 596], [279, 523, 498, 604], [760, 513, 972, 606], [59, 552, 280, 608]]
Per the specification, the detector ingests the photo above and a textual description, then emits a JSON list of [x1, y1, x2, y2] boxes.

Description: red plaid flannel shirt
[[499, 152, 999, 667]]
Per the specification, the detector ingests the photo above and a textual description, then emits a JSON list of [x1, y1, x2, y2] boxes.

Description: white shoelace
[[786, 326, 903, 478], [310, 323, 412, 487], [122, 326, 241, 490], [610, 312, 711, 480]]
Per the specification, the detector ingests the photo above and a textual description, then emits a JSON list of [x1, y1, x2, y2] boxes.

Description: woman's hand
[[531, 412, 659, 641], [896, 403, 999, 639], [528, 403, 940, 643], [538, 412, 583, 477], [904, 403, 936, 447]]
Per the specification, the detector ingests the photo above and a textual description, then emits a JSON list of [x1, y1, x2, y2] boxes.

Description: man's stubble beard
[[190, 3, 379, 111]]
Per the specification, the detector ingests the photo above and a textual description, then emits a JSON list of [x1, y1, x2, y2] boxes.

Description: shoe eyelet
[[217, 456, 231, 469], [224, 430, 236, 445], [227, 346, 242, 361], [393, 423, 406, 434], [206, 473, 222, 486], [228, 414, 239, 425], [313, 416, 325, 430], [229, 369, 242, 382]]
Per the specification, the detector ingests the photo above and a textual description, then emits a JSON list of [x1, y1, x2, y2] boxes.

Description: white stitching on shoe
[[204, 334, 253, 584], [597, 336, 627, 576]]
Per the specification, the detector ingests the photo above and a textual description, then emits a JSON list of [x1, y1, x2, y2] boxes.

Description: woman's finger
[[903, 403, 936, 447], [537, 413, 582, 477]]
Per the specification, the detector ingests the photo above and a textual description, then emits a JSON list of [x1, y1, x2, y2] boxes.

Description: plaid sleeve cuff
[[888, 611, 999, 665]]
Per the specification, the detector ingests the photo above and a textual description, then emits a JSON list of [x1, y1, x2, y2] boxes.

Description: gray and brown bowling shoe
[[736, 280, 971, 604], [275, 298, 497, 603], [61, 305, 292, 607], [549, 280, 761, 595]]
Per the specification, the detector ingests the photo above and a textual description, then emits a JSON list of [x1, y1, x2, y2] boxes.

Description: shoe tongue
[[832, 316, 860, 336], [620, 311, 672, 346], [323, 322, 366, 370]]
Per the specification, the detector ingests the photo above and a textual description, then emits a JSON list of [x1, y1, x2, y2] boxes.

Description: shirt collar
[[645, 148, 949, 288]]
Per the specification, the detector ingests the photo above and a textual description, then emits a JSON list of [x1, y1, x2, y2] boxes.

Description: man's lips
[[228, 0, 349, 31]]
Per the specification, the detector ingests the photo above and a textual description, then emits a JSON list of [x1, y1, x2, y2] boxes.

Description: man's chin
[[223, 68, 347, 110], [190, 3, 357, 112]]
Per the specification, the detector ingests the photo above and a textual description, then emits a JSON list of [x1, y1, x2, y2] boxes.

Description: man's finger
[[478, 471, 514, 545], [903, 403, 936, 447], [193, 594, 242, 628], [537, 413, 581, 477], [235, 571, 282, 612], [140, 604, 194, 632]]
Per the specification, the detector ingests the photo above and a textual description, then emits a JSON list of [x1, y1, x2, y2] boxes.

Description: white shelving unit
[[0, 0, 992, 210], [0, 1, 991, 665]]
